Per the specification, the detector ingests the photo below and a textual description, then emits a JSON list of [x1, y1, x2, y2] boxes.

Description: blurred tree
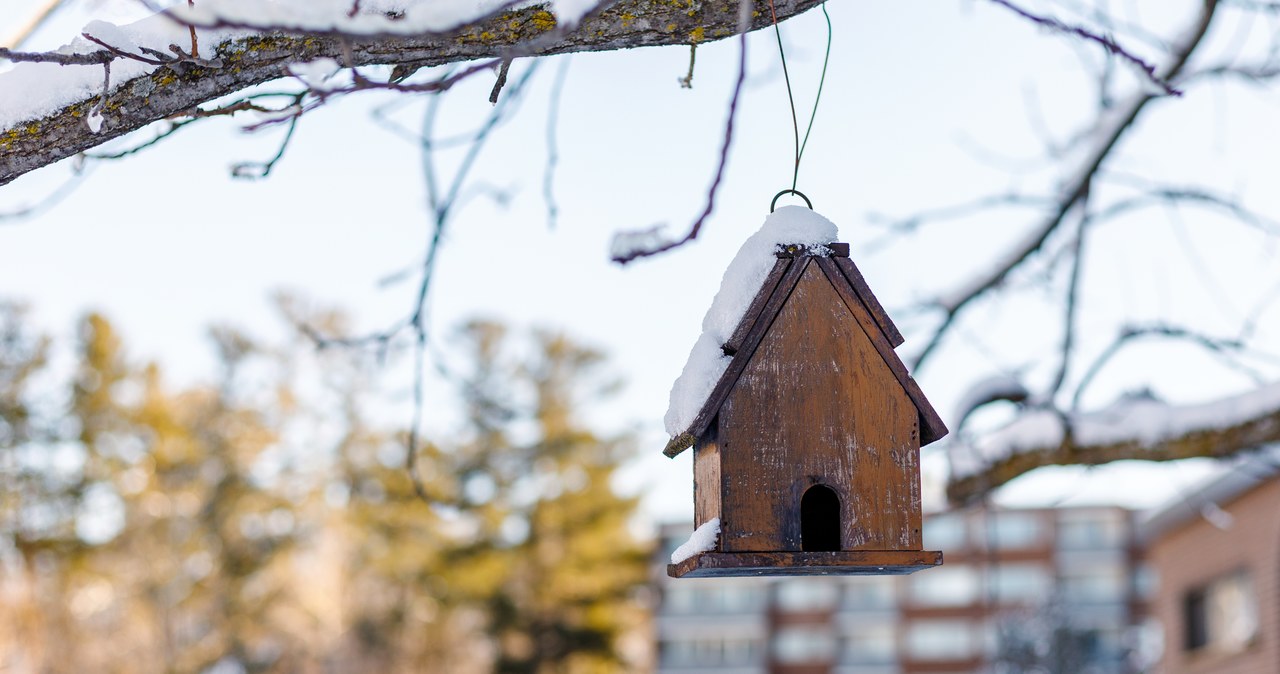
[[1, 305, 647, 674]]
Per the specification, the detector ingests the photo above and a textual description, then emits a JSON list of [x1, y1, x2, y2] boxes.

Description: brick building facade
[[1143, 461, 1280, 674]]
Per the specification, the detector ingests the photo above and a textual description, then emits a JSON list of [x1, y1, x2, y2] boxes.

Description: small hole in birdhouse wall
[[800, 485, 841, 552]]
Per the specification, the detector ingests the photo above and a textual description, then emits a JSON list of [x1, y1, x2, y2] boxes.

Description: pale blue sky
[[3, 0, 1276, 523]]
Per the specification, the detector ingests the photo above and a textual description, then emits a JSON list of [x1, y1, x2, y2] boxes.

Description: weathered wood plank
[[816, 257, 948, 446], [668, 550, 943, 578], [667, 257, 812, 456], [832, 256, 904, 348], [693, 416, 721, 529], [723, 257, 793, 356]]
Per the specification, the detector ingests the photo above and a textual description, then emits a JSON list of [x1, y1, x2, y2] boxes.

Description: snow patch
[[288, 58, 342, 90], [85, 105, 104, 133], [664, 206, 838, 437], [0, 8, 240, 132], [670, 518, 720, 564], [549, 0, 599, 26]]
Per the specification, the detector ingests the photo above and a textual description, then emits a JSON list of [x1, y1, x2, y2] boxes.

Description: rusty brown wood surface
[[718, 262, 923, 554], [724, 257, 793, 356], [693, 417, 721, 528], [816, 257, 948, 446], [831, 256, 904, 348], [668, 550, 943, 578], [672, 257, 812, 454]]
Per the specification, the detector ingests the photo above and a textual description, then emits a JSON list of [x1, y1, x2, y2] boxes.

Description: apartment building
[[1142, 459, 1280, 674], [654, 505, 1151, 674]]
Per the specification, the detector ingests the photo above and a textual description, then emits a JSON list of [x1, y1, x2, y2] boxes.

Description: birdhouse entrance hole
[[801, 485, 841, 552]]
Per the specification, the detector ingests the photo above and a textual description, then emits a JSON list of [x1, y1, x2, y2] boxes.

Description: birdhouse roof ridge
[[662, 249, 948, 458]]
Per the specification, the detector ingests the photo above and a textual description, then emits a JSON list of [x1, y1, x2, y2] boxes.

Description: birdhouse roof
[[662, 210, 947, 458]]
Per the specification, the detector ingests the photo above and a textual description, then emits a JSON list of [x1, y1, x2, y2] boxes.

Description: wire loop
[[771, 189, 813, 212]]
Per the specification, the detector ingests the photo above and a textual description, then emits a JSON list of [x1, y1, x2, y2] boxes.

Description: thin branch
[[910, 1, 1220, 371], [678, 43, 697, 88], [543, 56, 571, 229], [607, 29, 748, 264], [0, 47, 111, 65], [1046, 192, 1090, 399], [986, 0, 1181, 95], [1071, 324, 1263, 410], [0, 167, 89, 222], [489, 58, 512, 104], [231, 112, 301, 179]]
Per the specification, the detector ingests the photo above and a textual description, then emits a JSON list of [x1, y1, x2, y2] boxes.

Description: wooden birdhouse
[[663, 209, 948, 578]]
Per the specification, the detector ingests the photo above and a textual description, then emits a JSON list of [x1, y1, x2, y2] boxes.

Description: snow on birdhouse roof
[[663, 207, 837, 438], [662, 206, 946, 457]]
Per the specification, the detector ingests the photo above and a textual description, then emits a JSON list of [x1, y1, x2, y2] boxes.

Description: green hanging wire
[[768, 1, 833, 208]]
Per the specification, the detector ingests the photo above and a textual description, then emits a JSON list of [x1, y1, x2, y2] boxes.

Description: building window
[[840, 624, 896, 664], [990, 563, 1051, 603], [776, 578, 838, 611], [661, 637, 763, 666], [985, 511, 1043, 549], [1184, 569, 1258, 653], [841, 576, 895, 611], [907, 565, 979, 607], [772, 627, 836, 664], [1056, 510, 1125, 549], [906, 619, 974, 660], [924, 511, 967, 550], [1058, 563, 1128, 604], [663, 582, 766, 614]]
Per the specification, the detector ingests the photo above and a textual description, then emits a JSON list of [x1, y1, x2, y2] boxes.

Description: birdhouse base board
[[668, 550, 943, 578]]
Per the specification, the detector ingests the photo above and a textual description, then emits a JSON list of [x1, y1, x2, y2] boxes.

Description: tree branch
[[948, 381, 1280, 502], [0, 0, 826, 186], [910, 0, 1220, 371]]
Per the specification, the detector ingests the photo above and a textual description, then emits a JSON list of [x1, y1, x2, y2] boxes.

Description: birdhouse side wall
[[692, 420, 722, 531], [717, 263, 923, 553]]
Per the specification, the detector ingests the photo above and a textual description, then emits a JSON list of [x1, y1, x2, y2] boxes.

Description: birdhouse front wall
[[715, 262, 923, 554]]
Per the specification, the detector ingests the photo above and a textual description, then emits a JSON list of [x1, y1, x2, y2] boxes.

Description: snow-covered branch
[[0, 0, 827, 186], [947, 381, 1280, 502]]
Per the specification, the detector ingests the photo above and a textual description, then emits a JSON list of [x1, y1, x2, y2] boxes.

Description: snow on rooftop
[[670, 517, 720, 564], [663, 206, 838, 437]]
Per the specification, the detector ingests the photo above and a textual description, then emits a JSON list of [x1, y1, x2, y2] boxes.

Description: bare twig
[[678, 43, 697, 88], [0, 47, 111, 65], [0, 168, 90, 222], [608, 30, 748, 264], [188, 0, 199, 59], [986, 0, 1181, 96], [543, 57, 571, 229], [489, 58, 512, 104], [1072, 324, 1262, 410], [910, 1, 1219, 372], [1046, 191, 1090, 399], [231, 111, 302, 179]]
